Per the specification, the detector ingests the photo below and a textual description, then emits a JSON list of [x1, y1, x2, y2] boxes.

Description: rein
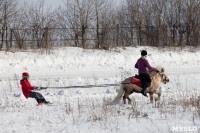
[[151, 72, 165, 80]]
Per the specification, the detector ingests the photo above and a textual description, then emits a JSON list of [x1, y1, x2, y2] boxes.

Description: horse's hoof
[[155, 98, 160, 101]]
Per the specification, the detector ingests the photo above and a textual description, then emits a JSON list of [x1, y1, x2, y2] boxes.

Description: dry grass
[[56, 89, 200, 130]]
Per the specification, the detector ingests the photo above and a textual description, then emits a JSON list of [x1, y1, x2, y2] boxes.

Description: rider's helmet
[[141, 50, 147, 56]]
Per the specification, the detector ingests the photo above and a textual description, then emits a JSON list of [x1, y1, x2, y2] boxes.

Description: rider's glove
[[34, 87, 41, 90], [41, 87, 47, 90], [34, 87, 47, 90]]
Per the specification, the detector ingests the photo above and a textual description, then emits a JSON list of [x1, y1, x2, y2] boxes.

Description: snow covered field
[[0, 47, 200, 133]]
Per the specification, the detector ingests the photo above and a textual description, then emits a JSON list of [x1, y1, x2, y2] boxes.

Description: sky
[[18, 0, 65, 10], [18, 0, 121, 10]]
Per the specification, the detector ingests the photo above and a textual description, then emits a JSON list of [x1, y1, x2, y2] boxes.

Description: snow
[[0, 46, 200, 133]]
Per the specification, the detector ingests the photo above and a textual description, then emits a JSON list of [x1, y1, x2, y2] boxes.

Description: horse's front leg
[[155, 90, 161, 101], [149, 92, 154, 103]]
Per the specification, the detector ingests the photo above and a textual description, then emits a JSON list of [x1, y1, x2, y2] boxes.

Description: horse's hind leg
[[123, 95, 126, 104], [127, 96, 131, 104], [123, 92, 130, 104]]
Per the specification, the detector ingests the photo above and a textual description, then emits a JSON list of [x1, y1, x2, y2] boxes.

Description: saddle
[[131, 75, 143, 87], [131, 75, 151, 88]]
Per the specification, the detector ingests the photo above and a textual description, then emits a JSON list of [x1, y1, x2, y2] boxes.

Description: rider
[[20, 72, 49, 106], [135, 50, 159, 97]]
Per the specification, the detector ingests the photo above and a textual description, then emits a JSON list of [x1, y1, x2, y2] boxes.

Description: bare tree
[[93, 0, 114, 49], [15, 0, 56, 49], [1, 0, 200, 51], [122, 0, 145, 46], [0, 0, 18, 50], [117, 0, 200, 48], [60, 0, 94, 48]]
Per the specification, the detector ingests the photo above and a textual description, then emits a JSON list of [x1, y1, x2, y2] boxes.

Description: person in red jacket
[[20, 72, 49, 106], [135, 50, 159, 97]]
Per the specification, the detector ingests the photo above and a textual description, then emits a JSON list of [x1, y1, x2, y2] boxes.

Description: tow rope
[[46, 83, 120, 89]]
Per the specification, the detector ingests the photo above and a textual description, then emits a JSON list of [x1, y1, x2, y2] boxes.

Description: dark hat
[[141, 50, 147, 56]]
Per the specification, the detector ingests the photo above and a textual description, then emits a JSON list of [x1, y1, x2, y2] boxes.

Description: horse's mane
[[148, 66, 167, 78], [148, 70, 157, 77]]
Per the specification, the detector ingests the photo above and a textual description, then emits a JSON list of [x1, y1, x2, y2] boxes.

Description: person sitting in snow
[[20, 72, 49, 106], [135, 50, 159, 97]]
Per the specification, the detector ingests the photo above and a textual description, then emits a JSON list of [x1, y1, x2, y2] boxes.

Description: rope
[[46, 83, 119, 89]]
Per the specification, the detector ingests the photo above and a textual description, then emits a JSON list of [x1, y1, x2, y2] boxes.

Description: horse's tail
[[110, 85, 124, 105]]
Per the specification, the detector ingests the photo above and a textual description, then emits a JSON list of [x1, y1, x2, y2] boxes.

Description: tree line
[[0, 0, 200, 51]]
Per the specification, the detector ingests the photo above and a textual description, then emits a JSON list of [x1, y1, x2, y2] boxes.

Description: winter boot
[[37, 103, 45, 106], [141, 83, 149, 97]]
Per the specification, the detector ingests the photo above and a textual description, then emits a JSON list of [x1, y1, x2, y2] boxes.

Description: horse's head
[[158, 67, 169, 84], [148, 67, 169, 84]]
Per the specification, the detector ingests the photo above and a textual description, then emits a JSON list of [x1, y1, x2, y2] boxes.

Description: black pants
[[29, 92, 48, 104], [139, 74, 151, 89]]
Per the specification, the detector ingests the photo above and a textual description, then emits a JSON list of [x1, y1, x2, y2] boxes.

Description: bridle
[[149, 68, 169, 84], [159, 69, 169, 84]]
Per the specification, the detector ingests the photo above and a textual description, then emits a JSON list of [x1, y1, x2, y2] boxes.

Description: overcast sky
[[18, 0, 121, 10], [18, 0, 65, 10]]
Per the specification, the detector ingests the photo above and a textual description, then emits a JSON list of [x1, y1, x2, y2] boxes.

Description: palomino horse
[[111, 67, 169, 104]]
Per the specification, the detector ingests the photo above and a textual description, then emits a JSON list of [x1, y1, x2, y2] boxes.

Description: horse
[[111, 67, 169, 104]]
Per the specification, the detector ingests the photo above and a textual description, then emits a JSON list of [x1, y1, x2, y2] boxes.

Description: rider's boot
[[141, 83, 149, 97]]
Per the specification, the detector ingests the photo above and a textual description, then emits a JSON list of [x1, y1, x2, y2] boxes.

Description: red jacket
[[20, 79, 34, 98]]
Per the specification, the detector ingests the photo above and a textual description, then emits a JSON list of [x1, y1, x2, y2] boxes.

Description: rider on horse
[[135, 50, 159, 97]]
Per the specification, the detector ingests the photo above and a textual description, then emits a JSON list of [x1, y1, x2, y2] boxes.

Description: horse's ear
[[161, 68, 166, 74]]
